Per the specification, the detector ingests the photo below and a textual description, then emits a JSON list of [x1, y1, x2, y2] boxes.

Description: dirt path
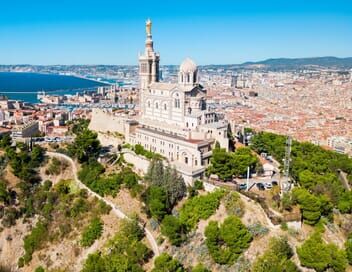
[[46, 152, 160, 259]]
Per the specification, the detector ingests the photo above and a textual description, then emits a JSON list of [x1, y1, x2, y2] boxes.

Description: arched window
[[155, 102, 158, 109], [147, 101, 151, 108], [164, 103, 167, 110], [187, 74, 190, 83]]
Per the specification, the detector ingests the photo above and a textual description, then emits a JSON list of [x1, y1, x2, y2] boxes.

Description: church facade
[[127, 19, 230, 183]]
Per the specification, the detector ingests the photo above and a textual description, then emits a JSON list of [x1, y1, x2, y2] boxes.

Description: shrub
[[17, 257, 24, 268], [179, 190, 224, 230], [22, 221, 48, 263], [161, 215, 187, 246], [192, 264, 210, 272], [247, 222, 269, 237], [82, 217, 151, 272], [281, 222, 288, 231], [152, 253, 185, 272], [80, 217, 103, 247], [346, 233, 352, 265], [35, 266, 45, 272], [194, 180, 204, 190], [252, 236, 298, 272], [46, 158, 67, 176], [134, 144, 163, 160], [224, 191, 245, 217]]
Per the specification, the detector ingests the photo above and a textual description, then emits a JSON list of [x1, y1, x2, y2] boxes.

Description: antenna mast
[[282, 136, 292, 192]]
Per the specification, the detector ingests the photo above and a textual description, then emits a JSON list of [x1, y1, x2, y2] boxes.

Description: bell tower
[[139, 19, 160, 91]]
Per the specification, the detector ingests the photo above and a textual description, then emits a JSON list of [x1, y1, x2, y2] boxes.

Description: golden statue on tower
[[146, 19, 152, 36]]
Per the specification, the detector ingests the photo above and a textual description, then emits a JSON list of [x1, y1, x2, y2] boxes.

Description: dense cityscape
[[1, 61, 351, 156]]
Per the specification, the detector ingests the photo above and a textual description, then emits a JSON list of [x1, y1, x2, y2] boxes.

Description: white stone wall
[[123, 150, 150, 175], [89, 109, 126, 135], [97, 133, 122, 147]]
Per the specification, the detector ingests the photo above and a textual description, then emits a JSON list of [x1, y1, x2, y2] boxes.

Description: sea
[[0, 72, 109, 103]]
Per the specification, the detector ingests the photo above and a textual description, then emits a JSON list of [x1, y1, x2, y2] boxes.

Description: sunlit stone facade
[[127, 20, 230, 183]]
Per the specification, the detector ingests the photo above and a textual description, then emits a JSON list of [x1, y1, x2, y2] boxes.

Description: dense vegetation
[[0, 137, 48, 229], [207, 146, 259, 180], [45, 157, 68, 176], [68, 126, 101, 163], [67, 118, 90, 135], [21, 221, 48, 265], [7, 142, 45, 184], [78, 161, 141, 197], [297, 232, 348, 272], [143, 159, 186, 220], [252, 236, 299, 272], [133, 143, 163, 160], [178, 189, 224, 230], [82, 217, 152, 272], [291, 188, 332, 225], [18, 179, 111, 266], [191, 264, 210, 272], [160, 190, 224, 246], [251, 132, 352, 217], [80, 217, 103, 247], [152, 253, 185, 272], [346, 233, 352, 265], [204, 216, 252, 265]]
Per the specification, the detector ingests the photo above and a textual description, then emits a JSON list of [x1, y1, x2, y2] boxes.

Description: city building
[[11, 121, 39, 139]]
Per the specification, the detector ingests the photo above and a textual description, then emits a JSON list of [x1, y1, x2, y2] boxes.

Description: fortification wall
[[123, 150, 150, 175], [89, 108, 126, 134], [97, 133, 122, 147]]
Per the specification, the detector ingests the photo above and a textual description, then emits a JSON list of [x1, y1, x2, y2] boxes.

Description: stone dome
[[180, 58, 197, 73]]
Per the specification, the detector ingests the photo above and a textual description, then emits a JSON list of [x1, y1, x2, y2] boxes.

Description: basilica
[[127, 19, 230, 183]]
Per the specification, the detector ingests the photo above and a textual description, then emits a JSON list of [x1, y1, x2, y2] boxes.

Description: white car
[[264, 182, 273, 189]]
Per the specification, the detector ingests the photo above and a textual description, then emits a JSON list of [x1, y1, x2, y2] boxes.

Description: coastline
[[0, 72, 110, 103]]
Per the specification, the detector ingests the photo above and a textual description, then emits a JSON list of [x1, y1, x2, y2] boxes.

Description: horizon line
[[0, 55, 352, 67]]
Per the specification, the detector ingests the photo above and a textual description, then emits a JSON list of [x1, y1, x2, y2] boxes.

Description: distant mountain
[[240, 56, 352, 70]]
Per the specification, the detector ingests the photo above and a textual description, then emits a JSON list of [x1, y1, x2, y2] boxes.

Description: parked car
[[256, 183, 265, 190], [264, 182, 273, 189], [272, 181, 279, 186], [239, 183, 247, 190]]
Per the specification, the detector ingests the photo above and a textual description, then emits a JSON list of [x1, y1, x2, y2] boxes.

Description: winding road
[[46, 151, 160, 257]]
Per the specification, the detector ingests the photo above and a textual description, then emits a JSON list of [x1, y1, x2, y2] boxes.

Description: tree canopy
[[68, 128, 101, 163], [250, 131, 352, 214], [205, 215, 252, 265], [297, 232, 347, 272], [252, 236, 299, 272], [143, 159, 186, 221], [152, 253, 185, 272], [82, 217, 152, 272], [207, 147, 259, 180]]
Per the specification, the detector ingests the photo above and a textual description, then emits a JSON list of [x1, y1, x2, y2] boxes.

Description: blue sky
[[0, 0, 351, 65]]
